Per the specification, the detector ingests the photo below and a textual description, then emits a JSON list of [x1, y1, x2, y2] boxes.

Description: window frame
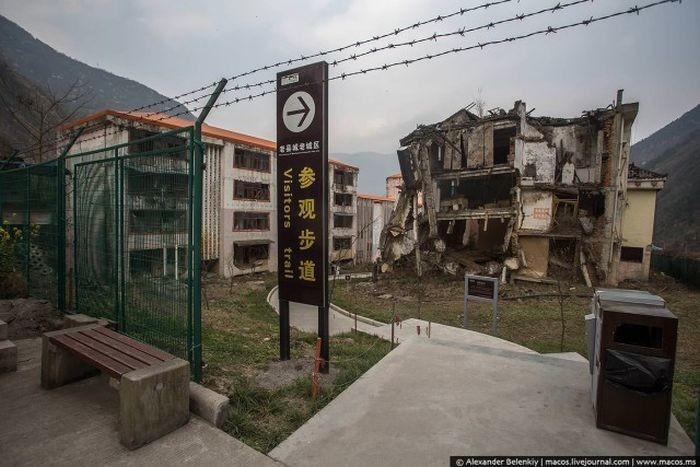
[[620, 246, 644, 263], [233, 148, 271, 173], [233, 180, 270, 201], [333, 213, 353, 229], [333, 236, 352, 251], [233, 211, 270, 231]]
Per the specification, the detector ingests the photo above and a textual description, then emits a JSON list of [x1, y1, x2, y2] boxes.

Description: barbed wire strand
[[9, 0, 679, 158], [10, 0, 514, 157], [205, 0, 679, 111], [147, 0, 591, 122], [123, 0, 518, 121], [87, 0, 517, 120]]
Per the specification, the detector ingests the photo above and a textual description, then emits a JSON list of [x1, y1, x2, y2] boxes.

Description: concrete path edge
[[267, 285, 385, 328]]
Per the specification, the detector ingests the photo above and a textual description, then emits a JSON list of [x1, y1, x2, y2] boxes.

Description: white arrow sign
[[282, 91, 315, 133]]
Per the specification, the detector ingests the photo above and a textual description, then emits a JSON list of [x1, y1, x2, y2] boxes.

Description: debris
[[512, 275, 559, 285], [484, 261, 501, 276], [579, 250, 593, 288], [378, 294, 393, 300], [504, 257, 520, 270], [579, 217, 594, 235], [380, 94, 643, 287], [549, 257, 573, 270]]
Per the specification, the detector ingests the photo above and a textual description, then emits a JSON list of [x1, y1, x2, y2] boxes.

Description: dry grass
[[331, 269, 699, 440], [200, 273, 390, 453]]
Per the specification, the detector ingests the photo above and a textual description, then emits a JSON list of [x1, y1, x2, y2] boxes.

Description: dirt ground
[[0, 298, 63, 339], [255, 359, 338, 391]]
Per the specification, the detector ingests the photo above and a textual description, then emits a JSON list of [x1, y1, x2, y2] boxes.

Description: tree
[[473, 87, 486, 118], [0, 60, 92, 162]]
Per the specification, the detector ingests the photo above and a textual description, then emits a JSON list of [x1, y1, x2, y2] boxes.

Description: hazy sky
[[1, 0, 699, 156]]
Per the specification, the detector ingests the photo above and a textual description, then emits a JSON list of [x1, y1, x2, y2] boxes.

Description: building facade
[[382, 92, 648, 285], [618, 164, 666, 282], [329, 159, 359, 264], [385, 172, 402, 201], [356, 194, 395, 264], [61, 110, 277, 279]]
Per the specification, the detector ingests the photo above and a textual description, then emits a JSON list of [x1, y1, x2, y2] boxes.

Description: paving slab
[[270, 334, 694, 466], [0, 338, 280, 467]]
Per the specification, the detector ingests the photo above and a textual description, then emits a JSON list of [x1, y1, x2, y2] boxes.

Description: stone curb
[[189, 382, 230, 429]]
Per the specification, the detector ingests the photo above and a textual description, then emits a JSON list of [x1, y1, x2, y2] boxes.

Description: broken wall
[[519, 190, 554, 232], [514, 139, 556, 184], [519, 236, 549, 278]]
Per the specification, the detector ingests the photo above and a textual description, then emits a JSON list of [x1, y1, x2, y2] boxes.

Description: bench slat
[[50, 334, 132, 379], [92, 327, 174, 362], [69, 331, 150, 372], [80, 328, 163, 366]]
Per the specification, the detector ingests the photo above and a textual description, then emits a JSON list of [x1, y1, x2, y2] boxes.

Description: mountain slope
[[632, 104, 700, 166], [0, 15, 194, 159], [631, 104, 700, 254]]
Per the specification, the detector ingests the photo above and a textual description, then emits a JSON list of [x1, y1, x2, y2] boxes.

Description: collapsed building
[[380, 91, 645, 286]]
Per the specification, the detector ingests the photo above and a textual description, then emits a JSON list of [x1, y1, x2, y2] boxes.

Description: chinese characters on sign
[[533, 207, 551, 220], [276, 62, 328, 307]]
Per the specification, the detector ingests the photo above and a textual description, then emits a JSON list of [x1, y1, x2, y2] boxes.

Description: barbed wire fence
[[5, 0, 680, 160]]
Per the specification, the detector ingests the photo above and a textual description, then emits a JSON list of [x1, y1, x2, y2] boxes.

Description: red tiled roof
[[329, 159, 359, 171], [62, 109, 276, 151], [358, 193, 395, 202]]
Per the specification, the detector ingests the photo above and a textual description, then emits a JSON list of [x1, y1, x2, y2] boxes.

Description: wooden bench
[[41, 324, 190, 450]]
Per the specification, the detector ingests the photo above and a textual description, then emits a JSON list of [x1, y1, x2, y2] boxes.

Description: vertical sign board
[[463, 274, 499, 334], [276, 62, 329, 367]]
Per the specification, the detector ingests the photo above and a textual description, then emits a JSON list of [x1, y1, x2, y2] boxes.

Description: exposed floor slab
[[0, 338, 280, 467]]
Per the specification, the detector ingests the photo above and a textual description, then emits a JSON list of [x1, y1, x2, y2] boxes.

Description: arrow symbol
[[286, 95, 311, 127]]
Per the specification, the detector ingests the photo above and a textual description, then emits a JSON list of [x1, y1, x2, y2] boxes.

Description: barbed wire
[[129, 0, 517, 121], [147, 0, 589, 122], [127, 81, 220, 116], [204, 0, 679, 111], [7, 0, 680, 159], [88, 0, 517, 123]]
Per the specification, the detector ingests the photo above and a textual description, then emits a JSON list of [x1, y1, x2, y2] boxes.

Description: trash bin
[[590, 288, 677, 445]]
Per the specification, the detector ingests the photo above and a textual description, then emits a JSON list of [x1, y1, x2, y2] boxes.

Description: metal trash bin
[[590, 288, 677, 445]]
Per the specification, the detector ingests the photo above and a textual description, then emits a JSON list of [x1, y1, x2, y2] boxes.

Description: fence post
[[191, 79, 227, 383], [24, 168, 30, 288], [56, 127, 84, 313]]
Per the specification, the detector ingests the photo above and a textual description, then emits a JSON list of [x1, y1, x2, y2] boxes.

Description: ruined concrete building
[[380, 91, 649, 286]]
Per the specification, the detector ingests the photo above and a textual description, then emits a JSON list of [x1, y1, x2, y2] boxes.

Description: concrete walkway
[[0, 338, 281, 467], [268, 289, 695, 465], [268, 285, 542, 353], [268, 286, 381, 336]]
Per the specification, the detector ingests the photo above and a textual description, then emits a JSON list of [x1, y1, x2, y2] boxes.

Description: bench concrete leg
[[0, 339, 17, 373], [119, 358, 190, 450], [41, 326, 100, 389]]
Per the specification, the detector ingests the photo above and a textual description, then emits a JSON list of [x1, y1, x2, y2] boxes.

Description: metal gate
[[70, 127, 202, 378]]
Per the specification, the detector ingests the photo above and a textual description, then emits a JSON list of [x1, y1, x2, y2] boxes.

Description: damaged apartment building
[[380, 91, 648, 286]]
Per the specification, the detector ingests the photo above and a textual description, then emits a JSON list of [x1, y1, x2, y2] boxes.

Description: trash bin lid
[[595, 288, 666, 308]]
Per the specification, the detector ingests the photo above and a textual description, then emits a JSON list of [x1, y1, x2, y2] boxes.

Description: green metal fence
[[0, 161, 61, 303], [651, 252, 700, 289], [0, 127, 203, 380]]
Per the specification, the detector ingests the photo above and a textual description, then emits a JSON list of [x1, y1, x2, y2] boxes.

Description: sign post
[[276, 62, 329, 372], [464, 274, 499, 335]]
